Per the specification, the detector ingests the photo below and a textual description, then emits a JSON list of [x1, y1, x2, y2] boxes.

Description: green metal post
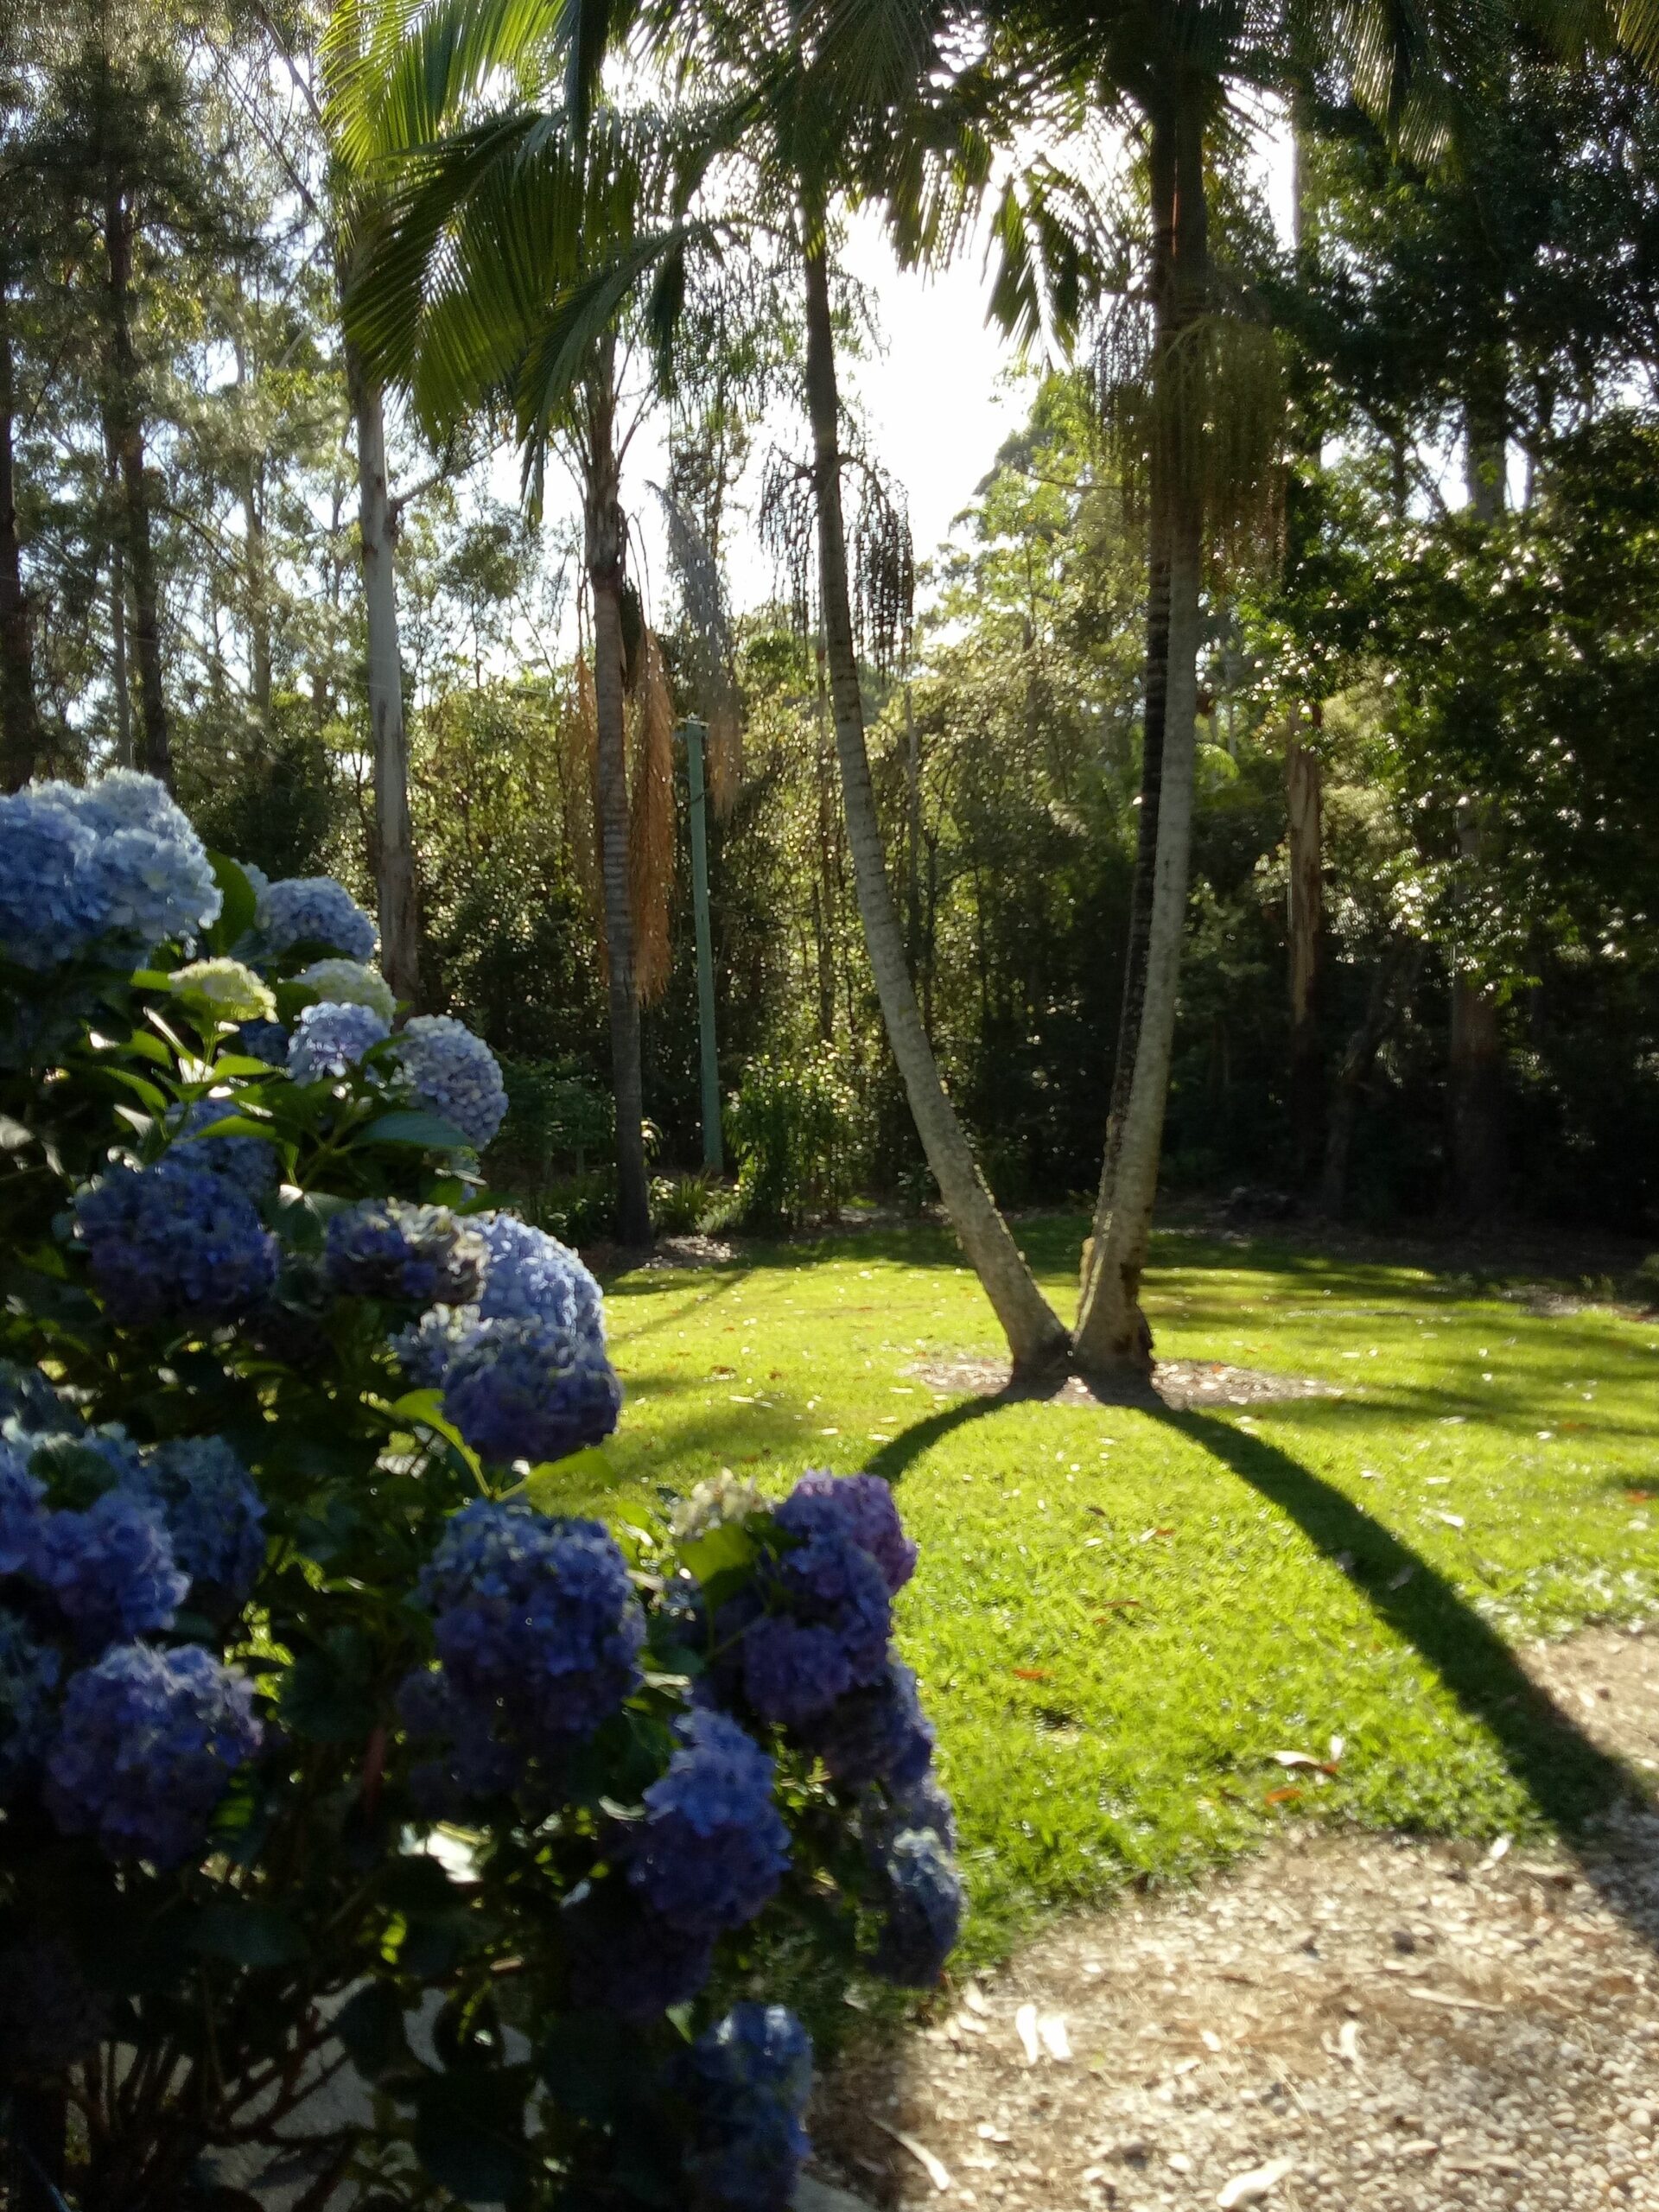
[[683, 717, 723, 1174]]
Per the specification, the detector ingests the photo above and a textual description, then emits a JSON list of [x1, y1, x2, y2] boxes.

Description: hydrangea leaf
[[680, 1520, 760, 1587], [205, 855, 258, 950], [336, 1980, 414, 2086], [188, 1900, 306, 1968], [355, 1109, 474, 1152]]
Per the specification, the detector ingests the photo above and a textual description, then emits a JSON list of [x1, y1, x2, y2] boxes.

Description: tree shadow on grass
[[871, 1381, 1649, 1850]]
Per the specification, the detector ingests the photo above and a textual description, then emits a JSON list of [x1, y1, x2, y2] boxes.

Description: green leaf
[[207, 853, 259, 947], [211, 1053, 279, 1079], [104, 1067, 169, 1113], [680, 1519, 758, 1586], [189, 1901, 307, 1967], [529, 1444, 611, 1486], [355, 1110, 474, 1151], [123, 1028, 174, 1067], [413, 2069, 533, 2205], [337, 1980, 414, 2085]]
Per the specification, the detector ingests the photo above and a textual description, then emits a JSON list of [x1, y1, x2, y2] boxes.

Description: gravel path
[[813, 1625, 1659, 2212]]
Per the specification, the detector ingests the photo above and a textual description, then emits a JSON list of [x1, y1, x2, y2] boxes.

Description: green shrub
[[728, 1052, 863, 1231]]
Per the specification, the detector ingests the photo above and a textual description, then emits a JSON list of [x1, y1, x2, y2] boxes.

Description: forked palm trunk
[[347, 352, 421, 1007], [800, 219, 1068, 1378], [583, 361, 652, 1249], [1075, 99, 1207, 1376]]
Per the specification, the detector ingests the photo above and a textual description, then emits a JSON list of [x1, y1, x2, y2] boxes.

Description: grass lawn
[[532, 1217, 1659, 1966]]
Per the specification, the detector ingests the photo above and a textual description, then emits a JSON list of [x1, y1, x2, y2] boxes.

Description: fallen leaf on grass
[[1216, 2158, 1294, 2208], [1264, 1785, 1303, 1806], [1014, 1667, 1052, 1682], [1015, 2004, 1040, 2064], [1270, 1748, 1342, 1775], [1430, 1510, 1466, 1529], [1484, 1834, 1511, 1866], [1627, 1489, 1654, 1503], [1200, 2029, 1223, 2053], [871, 2118, 951, 2193], [1405, 1986, 1502, 2013]]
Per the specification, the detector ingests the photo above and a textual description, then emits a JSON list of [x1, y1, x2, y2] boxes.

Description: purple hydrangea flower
[[256, 876, 376, 962], [124, 1436, 265, 1613], [868, 1824, 962, 1988], [325, 1198, 486, 1306], [0, 1362, 72, 1435], [44, 1642, 261, 1866], [418, 1503, 645, 1751], [442, 1319, 621, 1467], [798, 1659, 936, 1791], [234, 1017, 289, 1066], [732, 1528, 891, 1731], [0, 1439, 47, 1576], [286, 1000, 390, 1084], [26, 1490, 188, 1649], [626, 1709, 790, 1937], [74, 1156, 278, 1327], [169, 1096, 278, 1198], [0, 776, 219, 968], [393, 1015, 508, 1150], [397, 1666, 526, 1814], [679, 2004, 812, 2212], [563, 1886, 715, 2026], [0, 1609, 62, 1797], [778, 1472, 917, 1596]]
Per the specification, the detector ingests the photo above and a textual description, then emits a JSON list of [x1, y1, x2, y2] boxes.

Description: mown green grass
[[532, 1217, 1659, 1963]]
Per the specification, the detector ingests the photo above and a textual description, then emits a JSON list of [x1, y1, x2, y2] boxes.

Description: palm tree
[[337, 0, 1073, 1371], [334, 41, 685, 1243], [984, 0, 1644, 1376]]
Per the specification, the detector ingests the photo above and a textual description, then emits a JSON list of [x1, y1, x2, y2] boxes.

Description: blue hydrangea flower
[[256, 876, 376, 962], [442, 1320, 622, 1467], [236, 859, 270, 899], [325, 1199, 486, 1306], [41, 769, 186, 841], [679, 2005, 812, 2212], [391, 1304, 483, 1388], [0, 1440, 48, 1577], [732, 1529, 891, 1730], [0, 1362, 71, 1435], [397, 1666, 526, 1814], [74, 1156, 278, 1327], [44, 1642, 261, 1867], [0, 1609, 61, 1798], [865, 1771, 958, 1857], [26, 1490, 188, 1649], [778, 1472, 917, 1597], [169, 1096, 279, 1198], [0, 792, 101, 968], [418, 1503, 645, 1751], [295, 957, 396, 1021], [86, 829, 221, 956], [474, 1214, 602, 1337], [286, 1001, 390, 1084], [626, 1709, 790, 1937], [868, 1824, 962, 1987], [234, 1017, 289, 1066], [799, 1660, 936, 1791], [393, 1016, 508, 1150], [124, 1437, 265, 1612], [563, 1887, 714, 2027]]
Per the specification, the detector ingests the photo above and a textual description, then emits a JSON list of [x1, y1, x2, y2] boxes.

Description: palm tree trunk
[[1091, 109, 1175, 1225], [0, 276, 40, 790], [103, 172, 170, 789], [582, 357, 651, 1249], [347, 350, 421, 1008], [800, 219, 1068, 1377], [1075, 98, 1206, 1376], [1286, 710, 1324, 1185]]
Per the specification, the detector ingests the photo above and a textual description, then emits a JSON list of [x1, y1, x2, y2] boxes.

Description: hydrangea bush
[[0, 774, 960, 2212]]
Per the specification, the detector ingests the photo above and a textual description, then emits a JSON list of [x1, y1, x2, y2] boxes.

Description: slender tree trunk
[[1286, 708, 1324, 1186], [799, 216, 1067, 1376], [582, 359, 651, 1249], [245, 467, 272, 723], [1321, 939, 1423, 1218], [105, 419, 132, 767], [1449, 796, 1505, 1218], [347, 349, 420, 1008], [103, 174, 170, 787], [904, 682, 922, 966], [1096, 106, 1178, 1219], [1075, 98, 1206, 1376], [0, 278, 40, 789]]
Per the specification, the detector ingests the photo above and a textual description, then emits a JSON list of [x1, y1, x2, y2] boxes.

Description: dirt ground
[[812, 1625, 1659, 2212]]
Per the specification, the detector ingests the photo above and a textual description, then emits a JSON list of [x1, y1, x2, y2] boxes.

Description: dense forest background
[[5, 1, 1659, 1240]]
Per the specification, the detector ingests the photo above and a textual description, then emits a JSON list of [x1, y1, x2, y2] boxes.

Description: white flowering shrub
[[0, 776, 959, 2212]]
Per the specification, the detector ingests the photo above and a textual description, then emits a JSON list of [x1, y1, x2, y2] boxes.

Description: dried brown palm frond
[[562, 658, 605, 969], [628, 632, 676, 1005]]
